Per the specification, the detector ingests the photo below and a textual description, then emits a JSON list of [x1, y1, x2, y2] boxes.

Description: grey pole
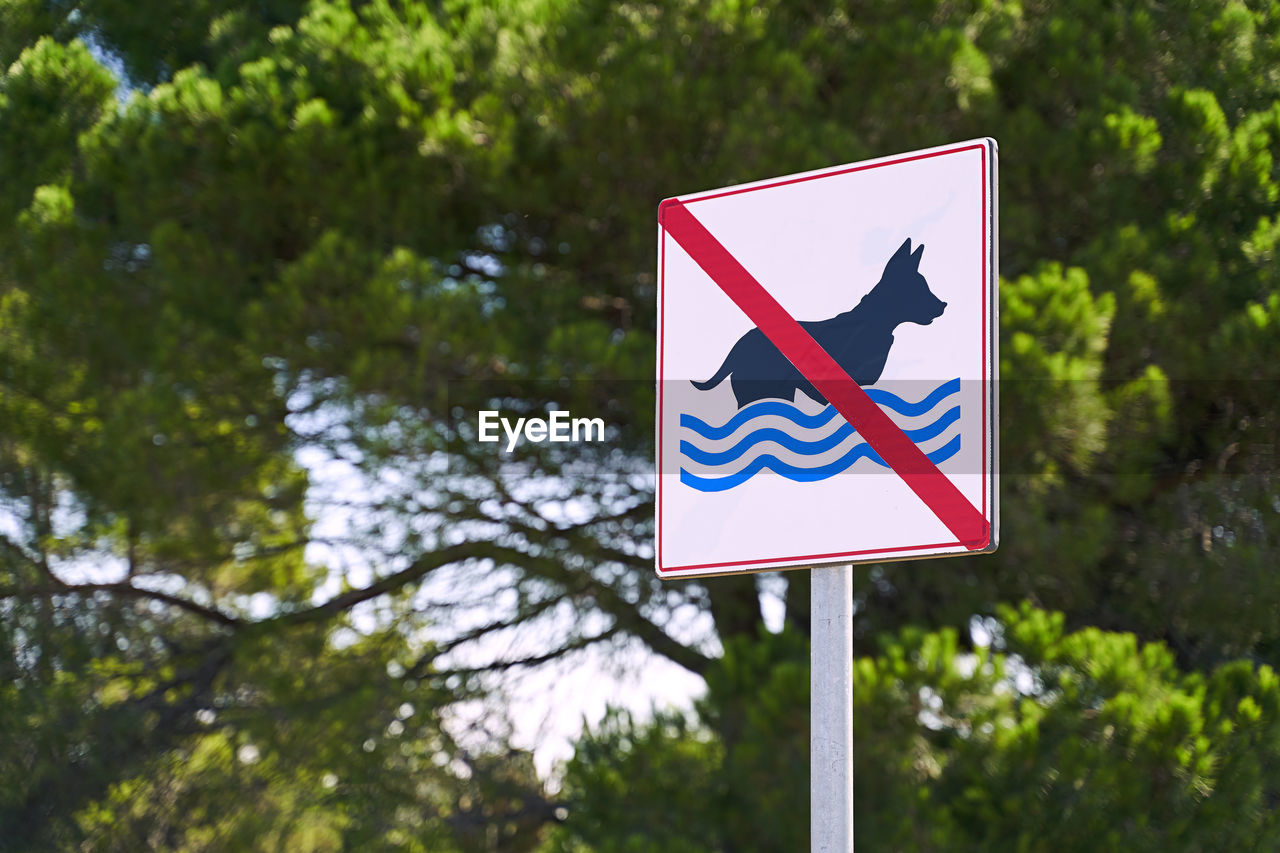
[[811, 564, 854, 851]]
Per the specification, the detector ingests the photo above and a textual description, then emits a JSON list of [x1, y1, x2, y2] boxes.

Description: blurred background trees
[[2, 0, 1280, 849]]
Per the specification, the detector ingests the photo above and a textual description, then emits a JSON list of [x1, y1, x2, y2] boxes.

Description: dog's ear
[[910, 243, 924, 270], [888, 238, 913, 270]]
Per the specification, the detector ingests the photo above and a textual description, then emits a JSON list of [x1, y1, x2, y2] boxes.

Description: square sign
[[656, 139, 998, 578]]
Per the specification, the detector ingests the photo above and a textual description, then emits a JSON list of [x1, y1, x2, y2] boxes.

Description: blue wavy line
[[681, 378, 961, 440], [681, 407, 960, 466], [682, 399, 840, 438], [679, 433, 962, 493]]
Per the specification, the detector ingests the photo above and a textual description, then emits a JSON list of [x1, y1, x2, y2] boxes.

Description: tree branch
[[0, 581, 239, 627], [266, 539, 713, 675], [431, 624, 623, 678]]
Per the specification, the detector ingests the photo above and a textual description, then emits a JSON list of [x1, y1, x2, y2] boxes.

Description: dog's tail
[[691, 352, 733, 391]]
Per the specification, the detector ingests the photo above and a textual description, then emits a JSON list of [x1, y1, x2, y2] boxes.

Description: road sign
[[656, 139, 998, 578]]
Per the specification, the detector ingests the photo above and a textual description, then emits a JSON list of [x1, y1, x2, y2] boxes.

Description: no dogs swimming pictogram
[[656, 140, 999, 578]]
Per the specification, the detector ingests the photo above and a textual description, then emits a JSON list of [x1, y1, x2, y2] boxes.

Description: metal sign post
[[655, 140, 998, 853], [811, 564, 854, 851]]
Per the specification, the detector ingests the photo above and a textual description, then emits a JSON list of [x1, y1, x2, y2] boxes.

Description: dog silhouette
[[691, 238, 946, 408]]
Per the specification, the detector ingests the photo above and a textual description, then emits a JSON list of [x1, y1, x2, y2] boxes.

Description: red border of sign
[[656, 140, 996, 577]]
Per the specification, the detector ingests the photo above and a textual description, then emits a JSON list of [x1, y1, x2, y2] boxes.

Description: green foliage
[[548, 709, 723, 853], [869, 603, 1280, 851], [4, 0, 1280, 847], [549, 630, 809, 852], [0, 37, 115, 217], [557, 607, 1280, 851], [68, 625, 464, 852]]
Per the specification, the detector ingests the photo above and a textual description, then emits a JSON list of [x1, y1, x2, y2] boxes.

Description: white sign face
[[655, 139, 998, 578]]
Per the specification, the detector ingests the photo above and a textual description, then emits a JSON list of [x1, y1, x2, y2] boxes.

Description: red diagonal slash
[[660, 198, 989, 550]]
